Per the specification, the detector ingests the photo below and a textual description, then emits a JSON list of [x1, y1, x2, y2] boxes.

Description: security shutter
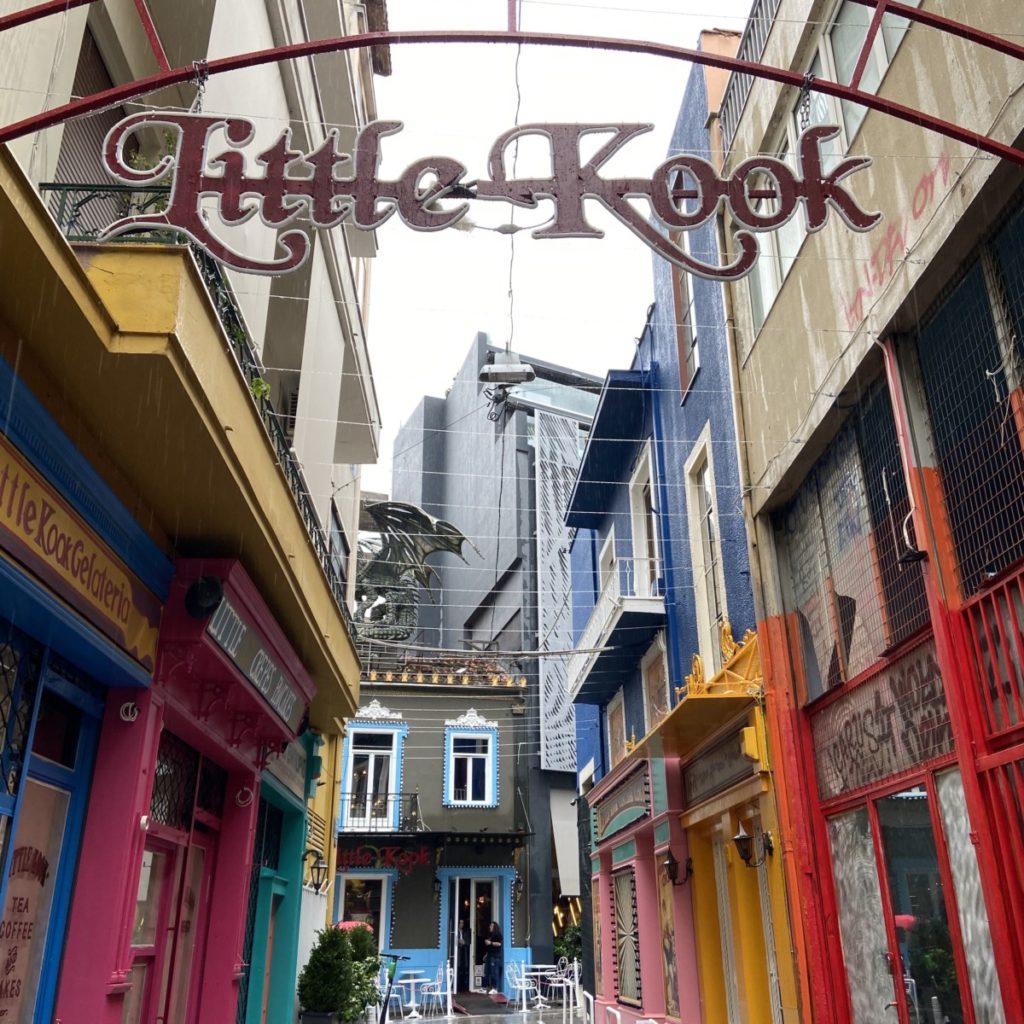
[[52, 28, 136, 235]]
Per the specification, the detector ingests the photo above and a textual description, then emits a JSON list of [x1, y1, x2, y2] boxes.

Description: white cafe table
[[522, 966, 557, 1009], [396, 971, 427, 1019]]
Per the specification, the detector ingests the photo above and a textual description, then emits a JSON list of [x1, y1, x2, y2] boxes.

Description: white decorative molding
[[444, 708, 497, 729], [356, 699, 403, 721]]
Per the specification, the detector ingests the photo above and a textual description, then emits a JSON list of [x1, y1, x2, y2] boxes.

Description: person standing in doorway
[[482, 920, 503, 994], [456, 919, 471, 992]]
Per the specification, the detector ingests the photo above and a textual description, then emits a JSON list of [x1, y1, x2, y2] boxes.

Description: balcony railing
[[38, 182, 349, 616], [567, 556, 663, 694], [719, 0, 782, 152], [338, 791, 425, 833]]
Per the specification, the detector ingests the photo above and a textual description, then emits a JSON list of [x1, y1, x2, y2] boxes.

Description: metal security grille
[[150, 731, 199, 831], [535, 410, 581, 772], [719, 0, 783, 150], [916, 211, 1024, 598], [50, 28, 138, 235], [977, 750, 1024, 985], [236, 797, 285, 1024], [963, 572, 1024, 738], [775, 382, 928, 700]]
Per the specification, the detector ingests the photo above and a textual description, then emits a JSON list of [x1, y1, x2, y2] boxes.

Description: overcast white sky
[[362, 0, 755, 493]]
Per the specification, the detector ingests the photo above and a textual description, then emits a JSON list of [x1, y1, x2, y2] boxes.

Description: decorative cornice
[[355, 698, 403, 721], [444, 708, 498, 729]]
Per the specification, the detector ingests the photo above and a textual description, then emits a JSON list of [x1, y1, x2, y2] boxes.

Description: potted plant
[[298, 921, 381, 1024]]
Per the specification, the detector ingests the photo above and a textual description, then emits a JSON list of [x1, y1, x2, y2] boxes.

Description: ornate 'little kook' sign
[[100, 113, 881, 279]]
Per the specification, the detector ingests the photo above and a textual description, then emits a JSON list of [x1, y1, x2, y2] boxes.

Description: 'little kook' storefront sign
[[100, 113, 881, 279]]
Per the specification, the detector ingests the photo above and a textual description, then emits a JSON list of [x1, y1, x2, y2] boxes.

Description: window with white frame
[[671, 231, 700, 394], [343, 723, 403, 830], [444, 711, 498, 807], [598, 529, 616, 597], [686, 432, 727, 675], [641, 634, 671, 732], [629, 444, 660, 598], [747, 0, 920, 332]]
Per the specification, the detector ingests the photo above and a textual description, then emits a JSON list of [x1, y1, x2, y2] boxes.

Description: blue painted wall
[[570, 48, 756, 788]]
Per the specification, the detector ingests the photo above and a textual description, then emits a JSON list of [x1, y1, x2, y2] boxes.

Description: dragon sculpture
[[353, 501, 477, 641]]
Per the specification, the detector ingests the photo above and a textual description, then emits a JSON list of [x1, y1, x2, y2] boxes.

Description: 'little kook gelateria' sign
[[100, 113, 881, 279]]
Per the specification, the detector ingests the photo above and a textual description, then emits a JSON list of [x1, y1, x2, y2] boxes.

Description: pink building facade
[[55, 559, 314, 1024]]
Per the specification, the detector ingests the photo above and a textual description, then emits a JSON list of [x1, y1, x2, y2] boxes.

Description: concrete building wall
[[725, 0, 1024, 524]]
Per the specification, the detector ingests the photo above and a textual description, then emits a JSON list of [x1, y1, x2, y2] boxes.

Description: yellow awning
[[630, 629, 761, 761]]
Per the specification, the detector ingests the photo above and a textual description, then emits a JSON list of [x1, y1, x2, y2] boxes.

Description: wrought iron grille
[[916, 207, 1024, 598], [775, 381, 928, 700], [236, 796, 283, 1024], [338, 791, 423, 833], [0, 631, 40, 801], [40, 183, 172, 243], [150, 731, 199, 831], [255, 799, 284, 872]]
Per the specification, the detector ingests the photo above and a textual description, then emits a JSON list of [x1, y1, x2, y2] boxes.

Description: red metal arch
[[1, 0, 1022, 166]]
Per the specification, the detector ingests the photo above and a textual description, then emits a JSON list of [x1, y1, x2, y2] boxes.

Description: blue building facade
[[570, 30, 755, 793], [567, 32, 800, 1024]]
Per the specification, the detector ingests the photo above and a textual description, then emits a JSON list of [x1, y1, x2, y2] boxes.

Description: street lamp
[[732, 823, 774, 868], [303, 849, 329, 893], [663, 849, 693, 887]]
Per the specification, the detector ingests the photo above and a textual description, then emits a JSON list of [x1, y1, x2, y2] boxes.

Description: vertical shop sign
[[0, 781, 69, 1020]]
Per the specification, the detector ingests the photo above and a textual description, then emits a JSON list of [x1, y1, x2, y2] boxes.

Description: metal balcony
[[37, 182, 350, 618], [338, 791, 425, 834], [567, 556, 665, 704]]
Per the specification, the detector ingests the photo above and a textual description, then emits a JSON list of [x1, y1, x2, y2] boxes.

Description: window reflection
[[877, 786, 964, 1024]]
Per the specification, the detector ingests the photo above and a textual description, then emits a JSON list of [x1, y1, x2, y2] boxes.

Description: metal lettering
[[100, 113, 881, 280]]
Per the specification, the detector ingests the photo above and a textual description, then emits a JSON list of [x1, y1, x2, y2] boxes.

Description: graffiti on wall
[[842, 153, 951, 330]]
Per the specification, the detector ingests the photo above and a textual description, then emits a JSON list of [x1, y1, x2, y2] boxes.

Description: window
[[629, 444, 660, 597], [598, 529, 616, 597], [328, 500, 350, 592], [687, 434, 728, 674], [671, 234, 699, 395], [339, 876, 389, 950], [607, 691, 627, 769], [444, 713, 498, 807], [345, 731, 396, 828], [341, 712, 407, 831], [641, 635, 671, 732], [747, 0, 920, 333]]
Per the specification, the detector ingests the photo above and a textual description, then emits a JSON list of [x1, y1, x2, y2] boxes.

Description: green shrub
[[298, 923, 381, 1020]]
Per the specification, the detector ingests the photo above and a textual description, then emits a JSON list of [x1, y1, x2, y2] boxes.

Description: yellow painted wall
[[684, 707, 801, 1024], [305, 731, 344, 925]]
